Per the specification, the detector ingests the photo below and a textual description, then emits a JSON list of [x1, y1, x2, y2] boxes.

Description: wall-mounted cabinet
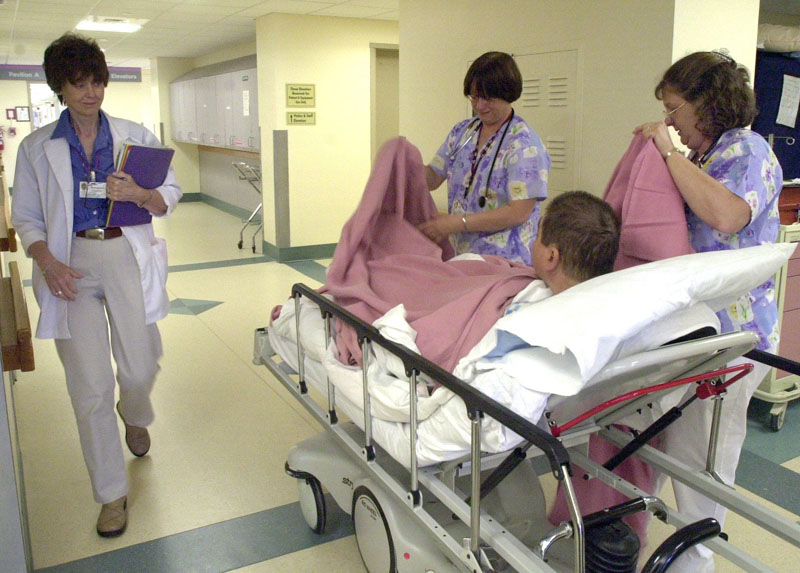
[[170, 56, 259, 152]]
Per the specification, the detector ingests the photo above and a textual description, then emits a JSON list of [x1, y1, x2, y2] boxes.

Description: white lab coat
[[11, 112, 182, 339]]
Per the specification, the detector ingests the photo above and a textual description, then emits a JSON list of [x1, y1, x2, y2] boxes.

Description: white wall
[[0, 81, 35, 187], [152, 57, 200, 195], [0, 74, 156, 187], [256, 13, 399, 248]]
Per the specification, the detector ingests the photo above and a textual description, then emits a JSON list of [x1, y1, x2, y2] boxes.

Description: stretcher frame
[[254, 283, 800, 572]]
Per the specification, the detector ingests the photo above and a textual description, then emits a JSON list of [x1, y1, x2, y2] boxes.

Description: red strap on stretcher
[[548, 362, 753, 437]]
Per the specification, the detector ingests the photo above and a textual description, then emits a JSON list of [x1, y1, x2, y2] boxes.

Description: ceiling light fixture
[[76, 16, 146, 34]]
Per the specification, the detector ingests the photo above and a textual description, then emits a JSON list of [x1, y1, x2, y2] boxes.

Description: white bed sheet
[[269, 243, 796, 467], [269, 298, 719, 468]]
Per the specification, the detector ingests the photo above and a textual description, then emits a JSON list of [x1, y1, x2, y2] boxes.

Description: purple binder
[[106, 144, 174, 227]]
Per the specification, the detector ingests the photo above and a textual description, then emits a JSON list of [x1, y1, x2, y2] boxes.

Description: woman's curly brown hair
[[43, 33, 109, 104], [655, 51, 757, 140]]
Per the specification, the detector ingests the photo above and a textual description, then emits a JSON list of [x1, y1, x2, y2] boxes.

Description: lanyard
[[463, 111, 514, 206]]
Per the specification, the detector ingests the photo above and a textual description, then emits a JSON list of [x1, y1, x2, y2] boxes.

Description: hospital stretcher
[[253, 283, 800, 572]]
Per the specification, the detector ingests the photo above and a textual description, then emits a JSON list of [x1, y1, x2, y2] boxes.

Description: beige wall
[[256, 13, 399, 248], [760, 11, 800, 26], [194, 41, 257, 68], [673, 0, 759, 76], [399, 0, 759, 207], [399, 0, 675, 207]]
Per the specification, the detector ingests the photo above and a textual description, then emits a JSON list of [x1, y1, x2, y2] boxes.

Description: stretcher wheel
[[237, 240, 243, 249], [769, 409, 786, 432], [297, 475, 326, 533], [352, 486, 395, 572]]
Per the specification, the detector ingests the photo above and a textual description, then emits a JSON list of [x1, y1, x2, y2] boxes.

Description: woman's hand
[[41, 259, 83, 301], [634, 121, 675, 157], [417, 214, 461, 244], [29, 241, 83, 301], [106, 171, 147, 205]]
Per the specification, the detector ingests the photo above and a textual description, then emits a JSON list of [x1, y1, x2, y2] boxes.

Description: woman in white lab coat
[[11, 33, 182, 537]]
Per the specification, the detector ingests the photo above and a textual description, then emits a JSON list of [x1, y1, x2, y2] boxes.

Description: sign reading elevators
[[286, 84, 315, 107], [287, 112, 316, 125]]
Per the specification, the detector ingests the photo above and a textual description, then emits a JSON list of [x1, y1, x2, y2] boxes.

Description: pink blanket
[[603, 133, 694, 270], [325, 137, 537, 373]]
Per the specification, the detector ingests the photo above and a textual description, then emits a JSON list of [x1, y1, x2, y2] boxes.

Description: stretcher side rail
[[259, 332, 570, 569], [545, 331, 760, 428], [290, 283, 573, 477], [288, 283, 586, 571], [745, 348, 800, 376], [603, 429, 800, 570]]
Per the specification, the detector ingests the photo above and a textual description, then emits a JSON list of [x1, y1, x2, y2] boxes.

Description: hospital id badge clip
[[80, 181, 107, 199]]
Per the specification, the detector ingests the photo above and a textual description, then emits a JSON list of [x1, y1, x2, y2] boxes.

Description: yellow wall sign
[[287, 112, 316, 125], [286, 84, 315, 107]]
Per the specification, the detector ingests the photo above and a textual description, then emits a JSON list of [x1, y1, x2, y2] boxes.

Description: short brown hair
[[463, 52, 522, 103], [43, 33, 109, 104], [655, 51, 756, 140], [539, 191, 620, 282]]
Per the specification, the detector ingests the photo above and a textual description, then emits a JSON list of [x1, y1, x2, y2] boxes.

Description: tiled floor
[[7, 202, 800, 571]]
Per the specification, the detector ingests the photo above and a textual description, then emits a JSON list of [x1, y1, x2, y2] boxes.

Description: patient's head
[[532, 191, 620, 293]]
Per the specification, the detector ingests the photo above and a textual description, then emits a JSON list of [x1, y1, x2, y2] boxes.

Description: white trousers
[[55, 236, 163, 504], [656, 352, 773, 573]]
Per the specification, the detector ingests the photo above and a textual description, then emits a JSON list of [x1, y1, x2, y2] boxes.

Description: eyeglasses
[[663, 101, 688, 117], [468, 94, 499, 104]]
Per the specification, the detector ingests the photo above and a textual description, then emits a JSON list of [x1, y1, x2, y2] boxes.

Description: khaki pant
[[55, 235, 163, 504]]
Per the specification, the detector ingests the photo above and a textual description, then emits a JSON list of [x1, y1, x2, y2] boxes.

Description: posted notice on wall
[[777, 74, 800, 128], [287, 112, 316, 125], [286, 84, 315, 108]]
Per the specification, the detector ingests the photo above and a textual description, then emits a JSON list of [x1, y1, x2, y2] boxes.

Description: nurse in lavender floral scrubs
[[418, 52, 551, 265], [635, 51, 783, 572]]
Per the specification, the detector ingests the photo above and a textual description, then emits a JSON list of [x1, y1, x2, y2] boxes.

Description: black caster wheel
[[769, 409, 786, 432], [297, 475, 326, 533], [237, 240, 243, 249]]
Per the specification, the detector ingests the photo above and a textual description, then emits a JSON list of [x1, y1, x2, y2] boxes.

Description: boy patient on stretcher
[[526, 190, 620, 296]]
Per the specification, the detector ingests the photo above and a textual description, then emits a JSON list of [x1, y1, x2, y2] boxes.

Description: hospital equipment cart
[[754, 214, 800, 431], [232, 161, 262, 252]]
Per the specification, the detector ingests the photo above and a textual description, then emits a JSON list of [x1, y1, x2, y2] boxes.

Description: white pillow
[[472, 302, 719, 397], [493, 243, 796, 382], [759, 23, 800, 53]]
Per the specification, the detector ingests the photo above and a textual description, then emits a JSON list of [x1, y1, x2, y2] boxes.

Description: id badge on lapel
[[79, 181, 107, 199]]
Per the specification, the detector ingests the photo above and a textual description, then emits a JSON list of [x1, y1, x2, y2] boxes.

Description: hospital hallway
[[6, 201, 800, 572]]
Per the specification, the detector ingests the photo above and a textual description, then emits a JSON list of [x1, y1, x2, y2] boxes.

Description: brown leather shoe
[[97, 496, 127, 537], [116, 401, 150, 457]]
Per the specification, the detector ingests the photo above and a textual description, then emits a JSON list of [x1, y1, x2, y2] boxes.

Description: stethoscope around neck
[[449, 111, 514, 208]]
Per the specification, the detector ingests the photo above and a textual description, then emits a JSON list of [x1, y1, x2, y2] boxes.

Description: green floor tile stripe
[[736, 448, 800, 515], [35, 496, 353, 572], [744, 399, 800, 464], [168, 256, 274, 273]]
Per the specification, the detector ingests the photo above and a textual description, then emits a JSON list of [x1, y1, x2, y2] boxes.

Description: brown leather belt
[[75, 227, 123, 240]]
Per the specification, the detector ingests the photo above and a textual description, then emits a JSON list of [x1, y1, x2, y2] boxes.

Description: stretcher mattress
[[269, 243, 796, 467]]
